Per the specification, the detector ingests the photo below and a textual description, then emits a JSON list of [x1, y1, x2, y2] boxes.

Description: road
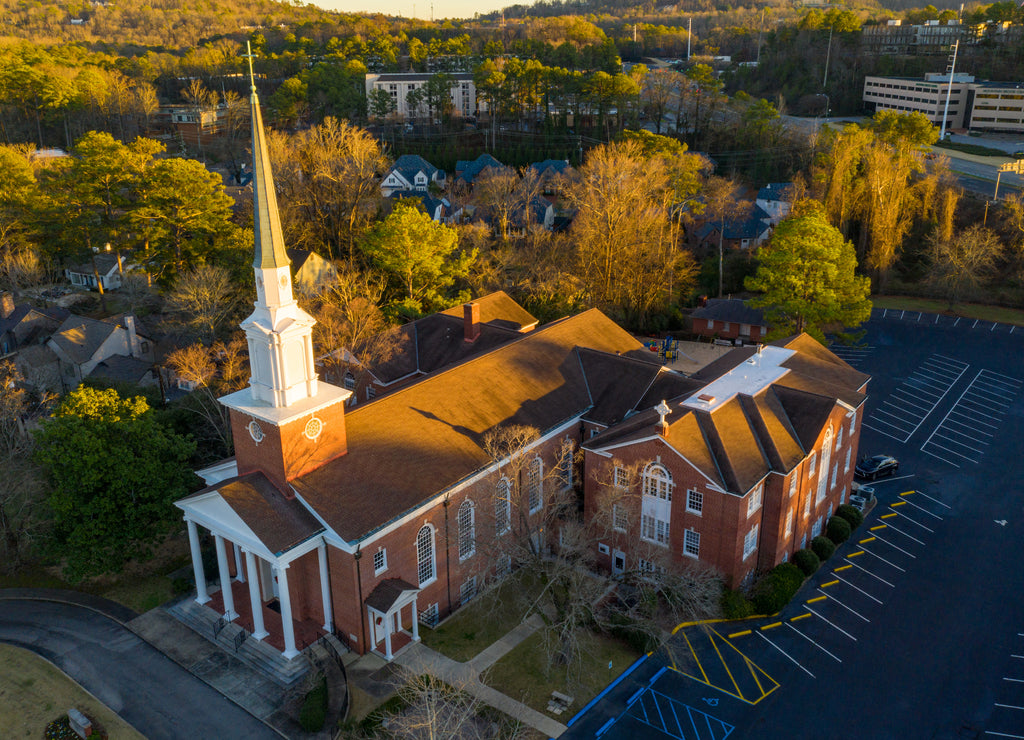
[[563, 309, 1024, 739], [0, 599, 279, 739]]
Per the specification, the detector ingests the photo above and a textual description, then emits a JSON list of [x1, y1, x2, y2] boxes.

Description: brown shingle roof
[[577, 348, 665, 426], [439, 291, 538, 332], [365, 578, 419, 613], [50, 315, 118, 364], [292, 310, 644, 542]]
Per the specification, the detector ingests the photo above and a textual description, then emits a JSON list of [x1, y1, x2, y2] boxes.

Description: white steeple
[[237, 44, 318, 409]]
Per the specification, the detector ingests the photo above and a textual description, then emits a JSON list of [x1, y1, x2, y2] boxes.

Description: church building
[[175, 61, 870, 664]]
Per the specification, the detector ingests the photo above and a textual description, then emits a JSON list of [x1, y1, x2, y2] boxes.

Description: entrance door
[[612, 550, 625, 575]]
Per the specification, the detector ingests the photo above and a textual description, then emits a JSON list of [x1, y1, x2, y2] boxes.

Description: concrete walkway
[[391, 613, 568, 739]]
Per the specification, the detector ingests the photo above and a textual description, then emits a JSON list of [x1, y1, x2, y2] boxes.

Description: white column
[[384, 612, 393, 660], [233, 544, 245, 583], [245, 550, 269, 641], [317, 543, 333, 633], [411, 596, 420, 642], [274, 563, 299, 660], [214, 535, 238, 621], [187, 520, 210, 605]]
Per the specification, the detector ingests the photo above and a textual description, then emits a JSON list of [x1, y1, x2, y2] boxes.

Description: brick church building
[[175, 65, 870, 663]]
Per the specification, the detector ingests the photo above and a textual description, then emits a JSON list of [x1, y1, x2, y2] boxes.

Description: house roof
[[0, 304, 69, 343], [387, 154, 440, 187], [291, 309, 646, 542], [67, 253, 121, 276], [365, 578, 420, 613], [757, 182, 794, 202], [455, 154, 503, 185], [439, 291, 538, 332], [49, 315, 119, 364], [286, 248, 314, 273], [692, 299, 766, 326], [530, 159, 571, 178], [584, 335, 868, 494], [87, 355, 154, 384]]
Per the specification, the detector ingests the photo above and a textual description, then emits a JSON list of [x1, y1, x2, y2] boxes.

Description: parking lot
[[564, 309, 1024, 739]]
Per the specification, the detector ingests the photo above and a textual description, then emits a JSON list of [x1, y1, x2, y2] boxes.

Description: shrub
[[792, 548, 820, 576], [836, 504, 864, 530], [721, 588, 754, 619], [811, 535, 836, 561], [752, 563, 805, 614], [826, 516, 852, 544], [299, 677, 328, 732]]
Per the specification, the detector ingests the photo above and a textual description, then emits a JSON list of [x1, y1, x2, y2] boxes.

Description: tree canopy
[[745, 203, 872, 342], [33, 387, 199, 581]]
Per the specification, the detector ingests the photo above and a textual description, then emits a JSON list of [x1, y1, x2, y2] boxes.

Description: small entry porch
[[366, 578, 421, 661]]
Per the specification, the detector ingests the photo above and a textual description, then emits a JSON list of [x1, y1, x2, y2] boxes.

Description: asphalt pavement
[[0, 598, 279, 739], [563, 309, 1024, 739]]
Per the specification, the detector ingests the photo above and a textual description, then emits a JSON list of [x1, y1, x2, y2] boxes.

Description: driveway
[[0, 598, 279, 739]]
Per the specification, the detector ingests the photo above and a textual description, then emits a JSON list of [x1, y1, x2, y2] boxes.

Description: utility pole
[[940, 40, 959, 140], [687, 18, 692, 61], [823, 24, 834, 88], [756, 8, 765, 66]]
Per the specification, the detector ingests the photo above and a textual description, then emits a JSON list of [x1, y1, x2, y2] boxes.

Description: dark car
[[855, 454, 899, 480]]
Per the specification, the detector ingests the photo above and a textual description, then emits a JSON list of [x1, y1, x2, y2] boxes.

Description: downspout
[[443, 496, 452, 615], [354, 547, 367, 652]]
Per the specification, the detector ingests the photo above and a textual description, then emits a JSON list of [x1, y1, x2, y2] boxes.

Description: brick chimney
[[123, 314, 141, 357], [464, 301, 481, 342], [0, 292, 13, 320]]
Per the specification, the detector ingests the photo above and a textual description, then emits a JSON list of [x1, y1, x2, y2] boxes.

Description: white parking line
[[945, 416, 994, 437], [804, 606, 858, 640], [832, 573, 884, 603], [897, 496, 944, 520], [980, 368, 1023, 384], [931, 433, 988, 454], [887, 394, 933, 412], [949, 410, 999, 429], [862, 422, 908, 442], [785, 622, 842, 662], [868, 531, 918, 558], [971, 386, 1017, 403], [843, 558, 895, 587], [816, 589, 870, 622], [857, 546, 907, 572], [1003, 677, 1024, 683], [920, 445, 963, 468], [995, 703, 1024, 710], [987, 731, 1024, 738], [888, 509, 935, 533], [757, 631, 815, 678], [876, 522, 926, 545]]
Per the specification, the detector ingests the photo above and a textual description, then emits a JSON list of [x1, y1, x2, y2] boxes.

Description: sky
[[318, 0, 513, 20]]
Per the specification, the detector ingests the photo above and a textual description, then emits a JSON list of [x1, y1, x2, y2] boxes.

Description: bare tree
[[925, 224, 1002, 309], [641, 68, 682, 135], [470, 166, 541, 243], [0, 361, 46, 568], [698, 175, 752, 298], [164, 265, 242, 343]]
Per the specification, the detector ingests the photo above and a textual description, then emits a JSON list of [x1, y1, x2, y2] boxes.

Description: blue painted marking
[[565, 653, 648, 727], [649, 665, 668, 685], [595, 716, 616, 737]]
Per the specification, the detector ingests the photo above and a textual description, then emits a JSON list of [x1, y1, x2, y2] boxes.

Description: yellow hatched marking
[[790, 613, 812, 621], [806, 595, 827, 603], [870, 524, 887, 531], [714, 628, 780, 705], [859, 536, 877, 544], [728, 630, 752, 639], [834, 565, 852, 572], [820, 580, 839, 588], [761, 621, 782, 630], [881, 513, 897, 519], [708, 630, 743, 700], [848, 550, 864, 558], [681, 630, 709, 685]]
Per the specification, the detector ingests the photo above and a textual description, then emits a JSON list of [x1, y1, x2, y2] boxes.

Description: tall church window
[[416, 525, 435, 585], [458, 500, 475, 560], [640, 463, 672, 546], [527, 457, 543, 513], [495, 477, 511, 535], [816, 427, 833, 504]]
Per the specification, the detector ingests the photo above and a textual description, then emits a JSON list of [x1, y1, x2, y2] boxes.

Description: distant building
[[863, 73, 1024, 133], [380, 154, 446, 197], [756, 183, 794, 226], [690, 298, 768, 343], [66, 253, 126, 292], [364, 73, 481, 121]]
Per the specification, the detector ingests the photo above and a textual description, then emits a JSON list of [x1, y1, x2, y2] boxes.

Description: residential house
[[694, 205, 773, 250], [691, 298, 768, 343], [47, 313, 154, 390], [172, 71, 870, 668], [380, 154, 446, 197], [286, 249, 337, 295], [756, 183, 794, 226], [454, 153, 503, 187], [0, 293, 69, 392], [66, 253, 125, 291]]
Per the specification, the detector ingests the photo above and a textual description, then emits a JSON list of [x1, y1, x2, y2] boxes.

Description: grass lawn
[[870, 295, 1024, 327], [0, 644, 146, 739], [418, 574, 544, 663], [933, 140, 1011, 158], [483, 628, 641, 717]]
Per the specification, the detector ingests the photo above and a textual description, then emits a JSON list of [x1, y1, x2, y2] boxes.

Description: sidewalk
[[346, 612, 568, 738]]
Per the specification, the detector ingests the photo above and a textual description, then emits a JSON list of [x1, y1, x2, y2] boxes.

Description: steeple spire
[[244, 42, 290, 273]]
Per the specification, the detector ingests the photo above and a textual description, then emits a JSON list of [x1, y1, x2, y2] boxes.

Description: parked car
[[855, 454, 899, 480]]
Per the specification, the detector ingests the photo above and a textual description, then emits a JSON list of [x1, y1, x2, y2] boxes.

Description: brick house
[[690, 298, 768, 343], [582, 341, 868, 587], [173, 72, 870, 665]]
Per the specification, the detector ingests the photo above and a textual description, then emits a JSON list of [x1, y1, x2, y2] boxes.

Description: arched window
[[527, 457, 543, 513], [816, 426, 833, 504], [343, 371, 356, 390], [642, 463, 673, 501], [495, 477, 511, 535], [416, 525, 435, 585], [458, 500, 475, 560], [557, 439, 574, 489]]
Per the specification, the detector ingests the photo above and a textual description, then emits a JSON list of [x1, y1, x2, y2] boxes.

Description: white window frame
[[785, 508, 794, 537], [557, 440, 573, 489], [641, 514, 670, 546], [812, 516, 823, 538], [849, 409, 857, 438], [816, 427, 833, 504], [830, 463, 838, 491], [416, 525, 436, 586], [495, 477, 511, 535], [836, 427, 843, 450], [640, 463, 672, 547], [527, 456, 543, 514], [789, 474, 798, 498], [803, 491, 811, 519], [458, 500, 475, 560], [614, 466, 629, 487], [808, 452, 817, 477], [743, 524, 759, 560], [844, 447, 852, 473], [643, 463, 672, 501], [683, 529, 700, 558], [747, 482, 763, 517], [373, 548, 387, 575], [460, 576, 477, 604], [612, 504, 628, 532], [686, 488, 703, 515]]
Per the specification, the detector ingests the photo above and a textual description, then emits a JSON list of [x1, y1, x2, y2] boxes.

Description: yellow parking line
[[881, 513, 897, 519], [746, 656, 768, 697], [834, 565, 852, 572], [870, 524, 887, 531], [891, 501, 906, 507], [791, 613, 812, 621], [708, 631, 744, 700], [728, 629, 752, 639], [900, 490, 914, 496], [848, 550, 864, 558], [820, 580, 839, 588], [761, 622, 782, 631], [681, 630, 709, 685], [859, 536, 876, 544], [807, 595, 827, 603]]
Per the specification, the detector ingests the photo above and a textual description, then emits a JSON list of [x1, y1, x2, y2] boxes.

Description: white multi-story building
[[863, 73, 1024, 133], [365, 73, 480, 121]]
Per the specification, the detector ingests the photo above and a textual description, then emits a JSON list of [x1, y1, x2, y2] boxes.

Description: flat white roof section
[[682, 346, 795, 412]]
